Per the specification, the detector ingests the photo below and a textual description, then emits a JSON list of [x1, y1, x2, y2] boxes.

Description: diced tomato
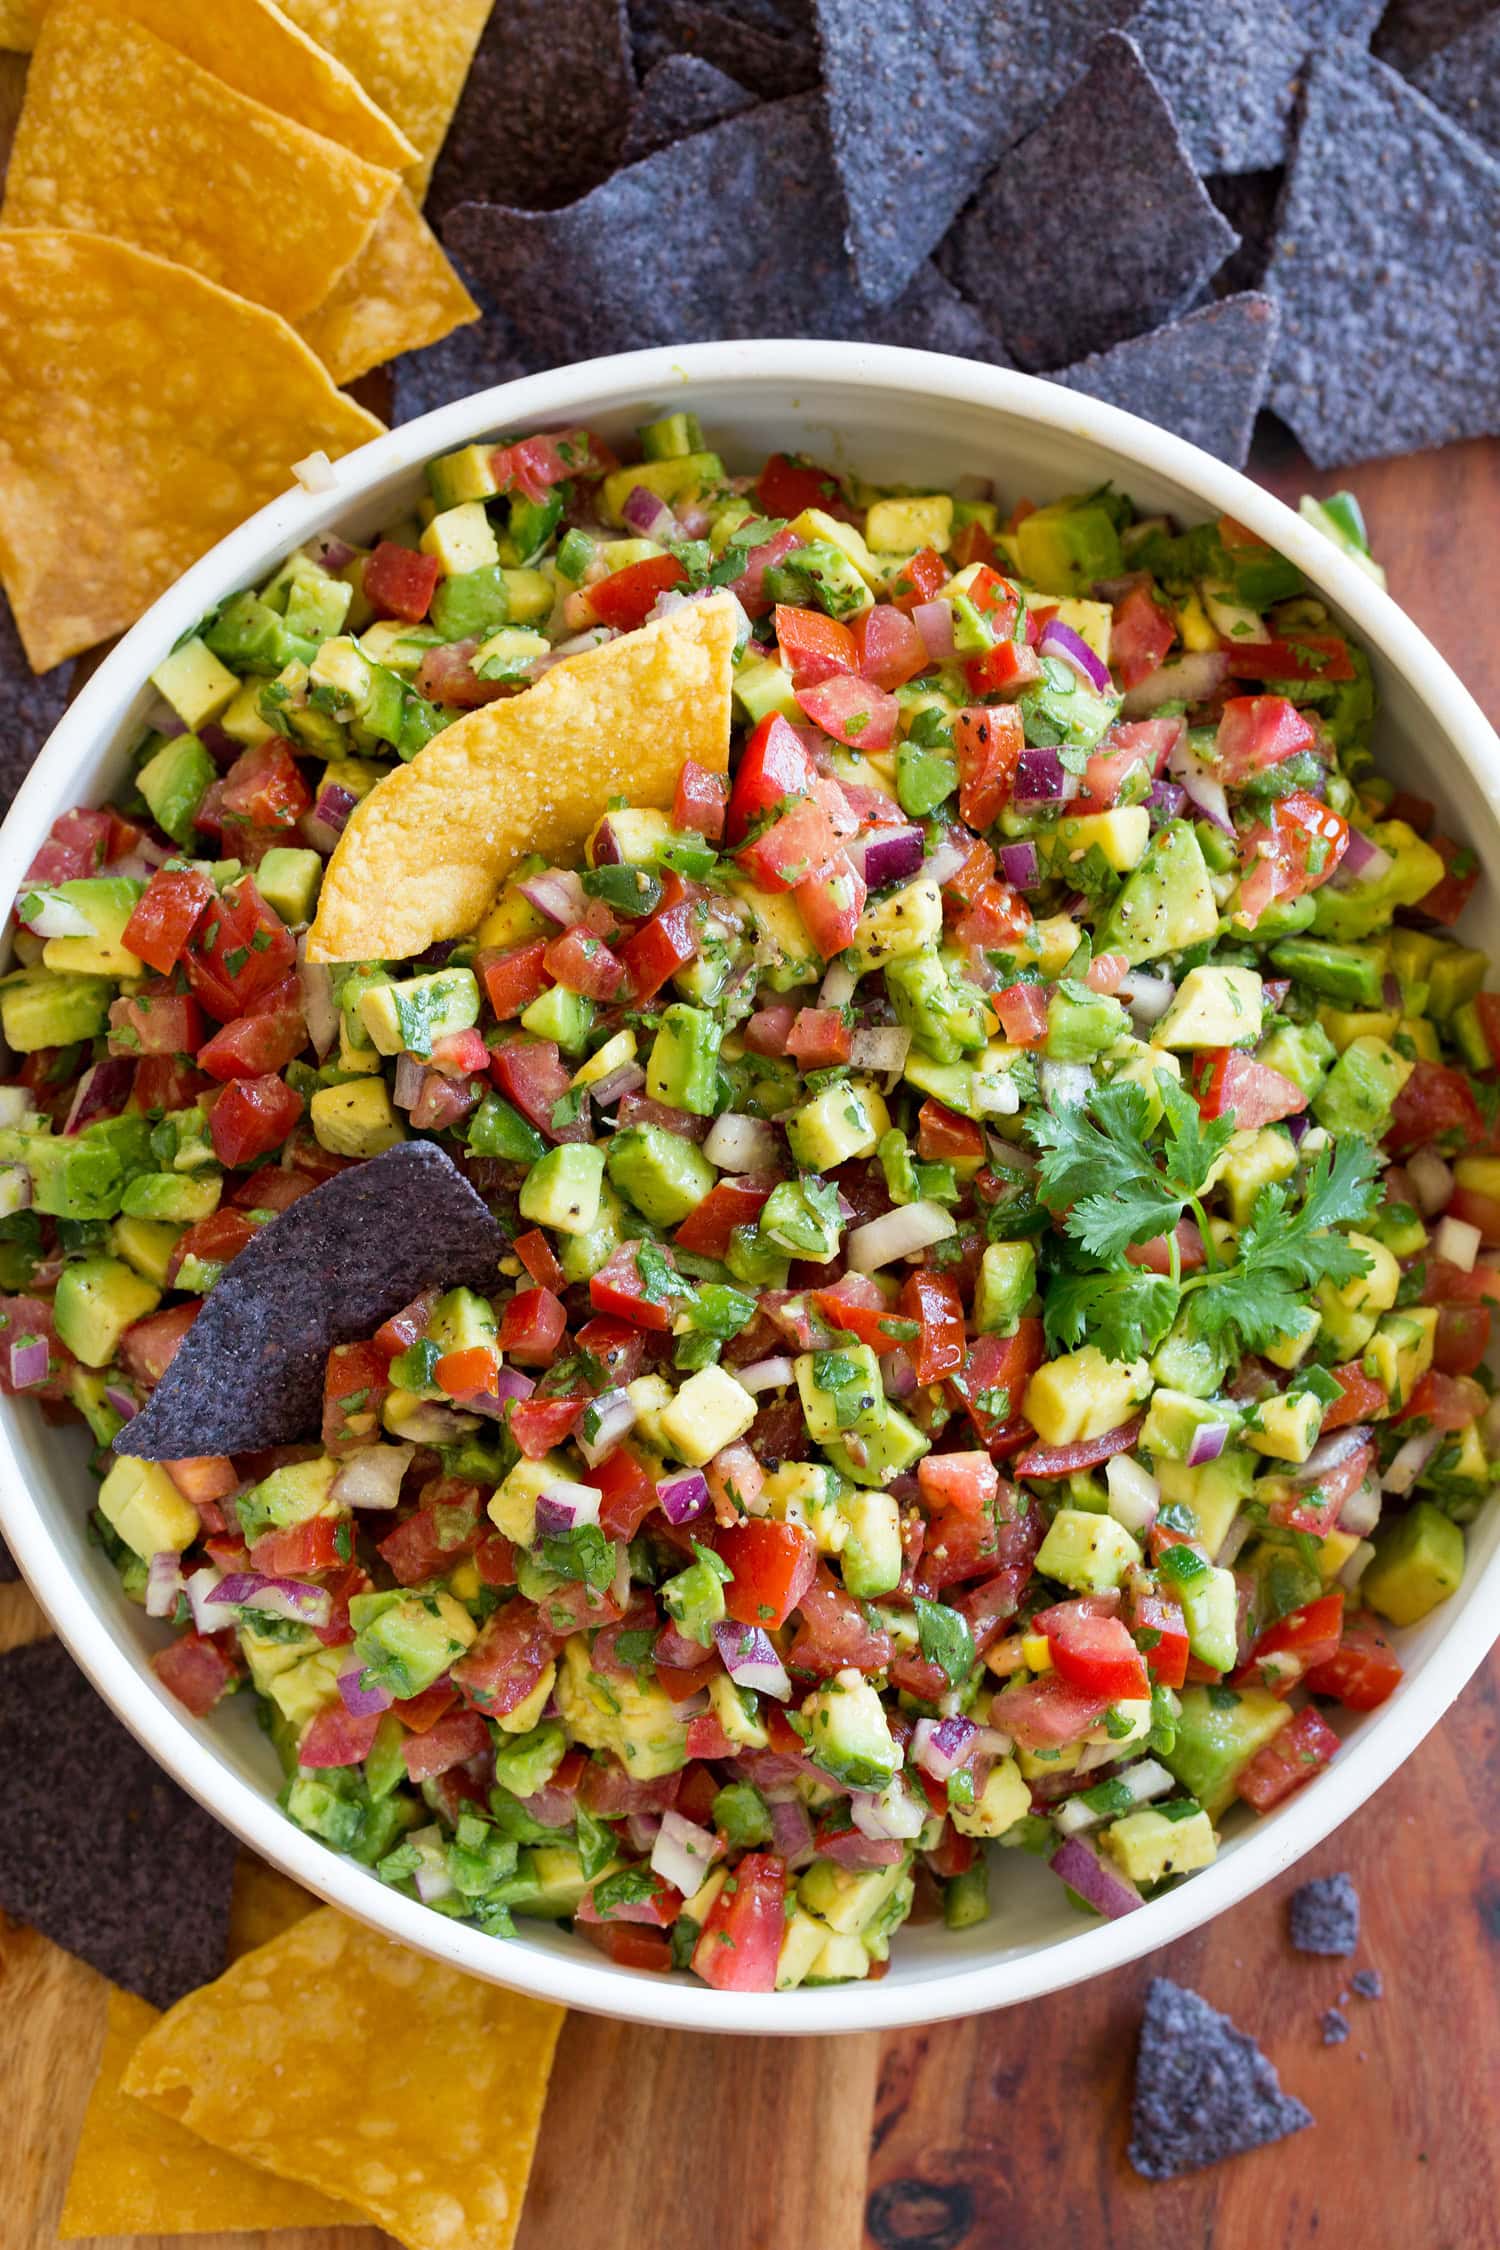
[[363, 540, 441, 621], [950, 877, 1032, 953], [490, 1037, 589, 1143], [491, 427, 613, 503], [588, 1242, 680, 1333], [916, 1450, 998, 1518], [587, 1443, 660, 1542], [434, 1345, 500, 1401], [755, 450, 845, 517], [953, 520, 1005, 570], [378, 1479, 483, 1584], [994, 981, 1049, 1045], [574, 1315, 648, 1385], [672, 757, 727, 841], [952, 705, 1024, 828], [117, 1300, 199, 1388], [581, 1922, 674, 1972], [737, 797, 840, 893], [1423, 1256, 1500, 1308], [674, 1176, 774, 1260], [479, 940, 551, 1020], [249, 1514, 346, 1577], [1124, 1586, 1190, 1688], [1303, 1612, 1403, 1709], [1239, 1590, 1344, 1687], [131, 1054, 211, 1113], [1446, 1184, 1500, 1246], [109, 984, 204, 1058], [497, 1285, 567, 1364], [1322, 1363, 1387, 1429], [1399, 1368, 1487, 1431], [400, 1705, 491, 1783], [915, 1102, 982, 1169], [850, 604, 929, 690], [373, 1291, 437, 1361], [164, 1453, 239, 1508], [185, 877, 296, 1023], [888, 547, 949, 613], [785, 1561, 893, 1678], [616, 871, 699, 1001], [197, 974, 306, 1082], [473, 1533, 517, 1587], [994, 1671, 1110, 1750], [785, 1007, 852, 1069], [774, 602, 857, 686], [24, 806, 112, 887], [323, 1339, 390, 1451], [393, 1682, 460, 1735], [299, 1703, 382, 1769], [1414, 835, 1479, 926], [940, 833, 994, 908], [1039, 1601, 1150, 1700], [794, 673, 898, 752], [451, 1596, 555, 1716], [208, 1072, 304, 1168], [590, 554, 686, 632], [1013, 1418, 1144, 1478], [1433, 1302, 1491, 1376], [963, 639, 1042, 701], [1195, 1048, 1307, 1126], [794, 850, 867, 960], [511, 1230, 564, 1292], [1124, 1219, 1206, 1278], [807, 1278, 897, 1355], [220, 739, 312, 832], [1386, 1060, 1483, 1157], [414, 638, 511, 710], [543, 923, 625, 1001], [744, 1002, 797, 1057], [900, 1269, 966, 1385], [1235, 790, 1350, 927], [691, 1849, 787, 1991], [509, 1394, 586, 1459], [166, 1207, 258, 1284], [1235, 1705, 1340, 1811], [1222, 632, 1356, 684], [944, 1319, 1045, 1450], [122, 866, 214, 974], [1214, 695, 1317, 784], [152, 1630, 240, 1716], [1110, 580, 1177, 689], [714, 1518, 817, 1631]]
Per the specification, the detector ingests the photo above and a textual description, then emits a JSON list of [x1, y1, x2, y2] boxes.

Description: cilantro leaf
[[914, 1597, 976, 1687], [1044, 1262, 1180, 1361], [1183, 1135, 1379, 1355], [1157, 1071, 1237, 1198], [1028, 1079, 1181, 1255]]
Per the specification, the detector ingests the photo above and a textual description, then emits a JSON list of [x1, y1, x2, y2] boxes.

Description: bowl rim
[[3, 336, 1498, 2035]]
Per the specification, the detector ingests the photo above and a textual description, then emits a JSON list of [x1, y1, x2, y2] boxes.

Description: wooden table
[[3, 36, 1498, 2234]]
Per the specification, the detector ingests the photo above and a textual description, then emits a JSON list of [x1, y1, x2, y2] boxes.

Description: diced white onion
[[1054, 1757, 1176, 1835], [19, 888, 96, 938], [331, 1443, 414, 1511], [1434, 1214, 1481, 1273], [703, 1111, 778, 1172], [1105, 1453, 1159, 1535], [846, 1200, 956, 1273], [1337, 1477, 1382, 1537], [1339, 1538, 1377, 1592], [1382, 1430, 1440, 1496], [1407, 1146, 1453, 1218], [819, 961, 858, 1009], [292, 449, 337, 494], [651, 1809, 722, 1897], [0, 1087, 31, 1128], [850, 1777, 928, 1841], [974, 1071, 1021, 1116], [848, 1026, 911, 1076]]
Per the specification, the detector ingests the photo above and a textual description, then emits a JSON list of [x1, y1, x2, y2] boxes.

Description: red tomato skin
[[109, 984, 205, 1058], [364, 541, 441, 622], [589, 554, 686, 632], [497, 1286, 567, 1365], [1433, 1302, 1491, 1376], [794, 850, 866, 960], [1214, 695, 1316, 783], [1303, 1614, 1403, 1709], [1110, 580, 1176, 689], [586, 1444, 661, 1543], [123, 867, 214, 974], [673, 757, 727, 841], [401, 1706, 492, 1783], [152, 1631, 239, 1716], [944, 1320, 1045, 1451], [166, 1207, 258, 1284], [674, 1177, 773, 1260], [1235, 1705, 1340, 1811], [737, 798, 840, 893], [774, 602, 857, 686], [1386, 1061, 1482, 1157], [1322, 1364, 1388, 1428], [479, 941, 551, 1020], [715, 1518, 817, 1629], [1039, 1603, 1151, 1700], [220, 739, 312, 832], [888, 548, 949, 613], [1195, 1049, 1307, 1125], [900, 1269, 966, 1385], [794, 673, 899, 752], [185, 878, 296, 1023], [118, 1301, 199, 1387], [994, 982, 1049, 1045], [726, 714, 816, 845], [196, 975, 306, 1082], [323, 1340, 390, 1452], [851, 604, 929, 690], [953, 704, 1024, 827], [755, 451, 845, 518], [994, 1671, 1110, 1750], [543, 924, 625, 1000], [1414, 835, 1479, 926], [588, 1243, 677, 1333], [450, 1596, 555, 1717], [691, 1851, 787, 1991], [208, 1073, 304, 1168], [785, 1007, 852, 1069]]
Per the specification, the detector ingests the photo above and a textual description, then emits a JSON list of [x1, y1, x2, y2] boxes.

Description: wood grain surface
[[1, 43, 1497, 2237]]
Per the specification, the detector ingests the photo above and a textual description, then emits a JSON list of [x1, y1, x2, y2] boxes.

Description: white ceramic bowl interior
[[3, 342, 1498, 2035]]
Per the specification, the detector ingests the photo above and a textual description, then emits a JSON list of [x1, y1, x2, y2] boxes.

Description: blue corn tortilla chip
[[1265, 45, 1500, 464], [1374, 0, 1497, 73], [815, 0, 1134, 309], [1411, 18, 1500, 157], [0, 1636, 238, 2007], [1321, 2007, 1351, 2046], [1, 594, 73, 813], [623, 56, 754, 161], [1208, 169, 1284, 296], [632, 0, 817, 99], [443, 95, 1013, 364], [115, 1142, 505, 1458], [1351, 1967, 1383, 1999], [1129, 1977, 1315, 2179], [425, 0, 635, 218], [1128, 0, 1318, 173], [940, 32, 1238, 373], [1288, 1871, 1360, 1956], [1049, 292, 1277, 468], [391, 286, 538, 427]]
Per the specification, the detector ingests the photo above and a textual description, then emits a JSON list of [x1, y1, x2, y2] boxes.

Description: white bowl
[[3, 341, 1497, 2035]]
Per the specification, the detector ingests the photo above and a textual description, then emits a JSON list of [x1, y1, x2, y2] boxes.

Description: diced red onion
[[736, 1355, 795, 1394], [184, 1567, 236, 1635], [912, 1713, 977, 1784], [998, 841, 1040, 889], [1014, 746, 1076, 804], [1122, 649, 1229, 717], [849, 1025, 911, 1077], [770, 1796, 817, 1869], [392, 1051, 427, 1111], [1382, 1430, 1440, 1496], [331, 1443, 413, 1512], [1381, 972, 1402, 1013], [1185, 1421, 1230, 1468], [861, 824, 927, 890], [7, 1335, 49, 1390], [313, 780, 358, 838], [297, 947, 340, 1060], [1173, 761, 1233, 834], [518, 867, 587, 925], [1300, 1426, 1372, 1481], [576, 1386, 637, 1467], [586, 1060, 647, 1108], [533, 1480, 602, 1537], [104, 1383, 139, 1423], [714, 1620, 791, 1699], [63, 1056, 134, 1135], [1407, 1146, 1454, 1218], [1117, 969, 1177, 1025], [338, 1661, 393, 1717], [145, 1550, 184, 1619], [1147, 778, 1188, 819], [818, 1828, 904, 1868], [1214, 1511, 1254, 1569], [704, 1112, 778, 1171], [1337, 1478, 1382, 1538], [881, 1346, 917, 1401], [409, 1825, 455, 1905], [851, 1776, 927, 1841], [214, 1572, 333, 1627], [1327, 826, 1392, 890], [620, 484, 681, 542], [657, 1468, 711, 1524], [913, 599, 957, 663], [847, 1200, 956, 1272], [491, 1365, 537, 1403], [1049, 1835, 1143, 1918], [1039, 620, 1112, 694], [1104, 1453, 1159, 1535], [311, 533, 357, 572], [19, 887, 96, 938]]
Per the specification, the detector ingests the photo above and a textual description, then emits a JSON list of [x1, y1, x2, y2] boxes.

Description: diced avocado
[[975, 1240, 1036, 1333], [519, 1142, 606, 1235], [786, 1080, 886, 1170], [1098, 821, 1218, 966], [759, 1176, 839, 1262], [706, 1669, 769, 1749], [1261, 1304, 1321, 1371], [284, 566, 353, 646], [268, 1644, 347, 1732], [150, 637, 238, 730], [473, 626, 550, 684], [255, 847, 322, 928], [605, 1124, 716, 1227], [420, 500, 500, 577], [430, 563, 509, 643], [776, 1905, 832, 1990], [1035, 1507, 1142, 1595], [1426, 942, 1488, 1022], [0, 965, 113, 1051], [1023, 1347, 1151, 1446], [208, 587, 315, 673], [516, 981, 593, 1055], [659, 1364, 757, 1465], [1269, 935, 1390, 1008], [1256, 1019, 1335, 1101], [1046, 983, 1129, 1061], [1218, 1127, 1298, 1227], [1311, 1034, 1412, 1138], [823, 1403, 930, 1487], [867, 494, 953, 553], [218, 679, 278, 749], [1244, 1387, 1325, 1464], [1017, 662, 1120, 756], [767, 536, 874, 622], [516, 1844, 592, 1920], [557, 1177, 626, 1284], [796, 1345, 886, 1446], [800, 1669, 900, 1791], [734, 655, 803, 727], [1153, 965, 1263, 1052], [489, 1453, 569, 1546], [646, 1004, 722, 1116], [109, 1214, 182, 1288], [349, 1587, 477, 1700], [1015, 499, 1123, 593], [798, 1853, 909, 1939], [1140, 1388, 1239, 1464], [53, 1255, 161, 1368], [1310, 819, 1445, 941], [1163, 1684, 1292, 1816], [1049, 806, 1151, 876], [1364, 1198, 1428, 1259], [639, 410, 705, 461], [1102, 1805, 1217, 1884], [310, 1080, 407, 1158], [900, 1042, 1024, 1123], [359, 967, 481, 1058], [236, 1453, 339, 1545], [97, 1455, 199, 1558], [426, 1287, 497, 1359], [120, 1170, 222, 1224], [427, 442, 503, 510], [555, 1636, 687, 1780], [1361, 1500, 1464, 1625], [950, 1755, 1032, 1840], [841, 874, 943, 977], [1318, 1004, 1399, 1053], [1153, 1449, 1257, 1557], [886, 950, 986, 1065], [601, 451, 725, 527], [1362, 1308, 1436, 1413], [834, 1488, 902, 1598], [34, 877, 145, 979], [663, 1554, 728, 1646], [1149, 1315, 1230, 1399], [137, 732, 216, 847]]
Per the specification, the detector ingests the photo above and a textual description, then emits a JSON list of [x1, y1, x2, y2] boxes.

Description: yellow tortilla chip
[[300, 187, 479, 385], [0, 229, 384, 671], [15, 0, 417, 166], [123, 1906, 564, 2250], [279, 0, 493, 197], [228, 1851, 321, 1957], [0, 0, 39, 48], [3, 0, 400, 324], [60, 1985, 362, 2238], [309, 594, 739, 964]]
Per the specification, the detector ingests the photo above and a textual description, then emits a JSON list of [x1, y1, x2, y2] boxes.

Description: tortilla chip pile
[[0, 0, 485, 677]]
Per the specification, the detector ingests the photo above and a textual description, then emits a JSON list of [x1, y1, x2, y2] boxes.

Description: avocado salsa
[[3, 415, 1497, 1992]]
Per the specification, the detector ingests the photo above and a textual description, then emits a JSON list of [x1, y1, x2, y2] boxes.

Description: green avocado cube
[[795, 1344, 886, 1445], [823, 1403, 929, 1488], [0, 966, 114, 1051], [426, 1287, 498, 1358], [1162, 1685, 1291, 1816], [359, 967, 481, 1058], [120, 1170, 223, 1224], [974, 1240, 1036, 1334], [605, 1123, 717, 1226], [837, 1487, 903, 1598], [427, 443, 503, 510], [97, 1455, 199, 1558], [1361, 1499, 1464, 1625], [786, 1082, 883, 1171], [646, 1004, 723, 1116], [1268, 935, 1389, 1009], [1098, 821, 1218, 966], [1015, 499, 1123, 593], [137, 732, 217, 848], [35, 877, 146, 979], [519, 1143, 606, 1236], [236, 1454, 339, 1545], [150, 637, 238, 730], [557, 1178, 626, 1284], [254, 847, 322, 929], [1035, 1508, 1142, 1594], [519, 981, 595, 1054], [1311, 1035, 1413, 1137], [349, 1588, 476, 1699], [799, 1673, 900, 1792], [53, 1255, 161, 1368], [1256, 1019, 1335, 1101], [431, 563, 510, 644]]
